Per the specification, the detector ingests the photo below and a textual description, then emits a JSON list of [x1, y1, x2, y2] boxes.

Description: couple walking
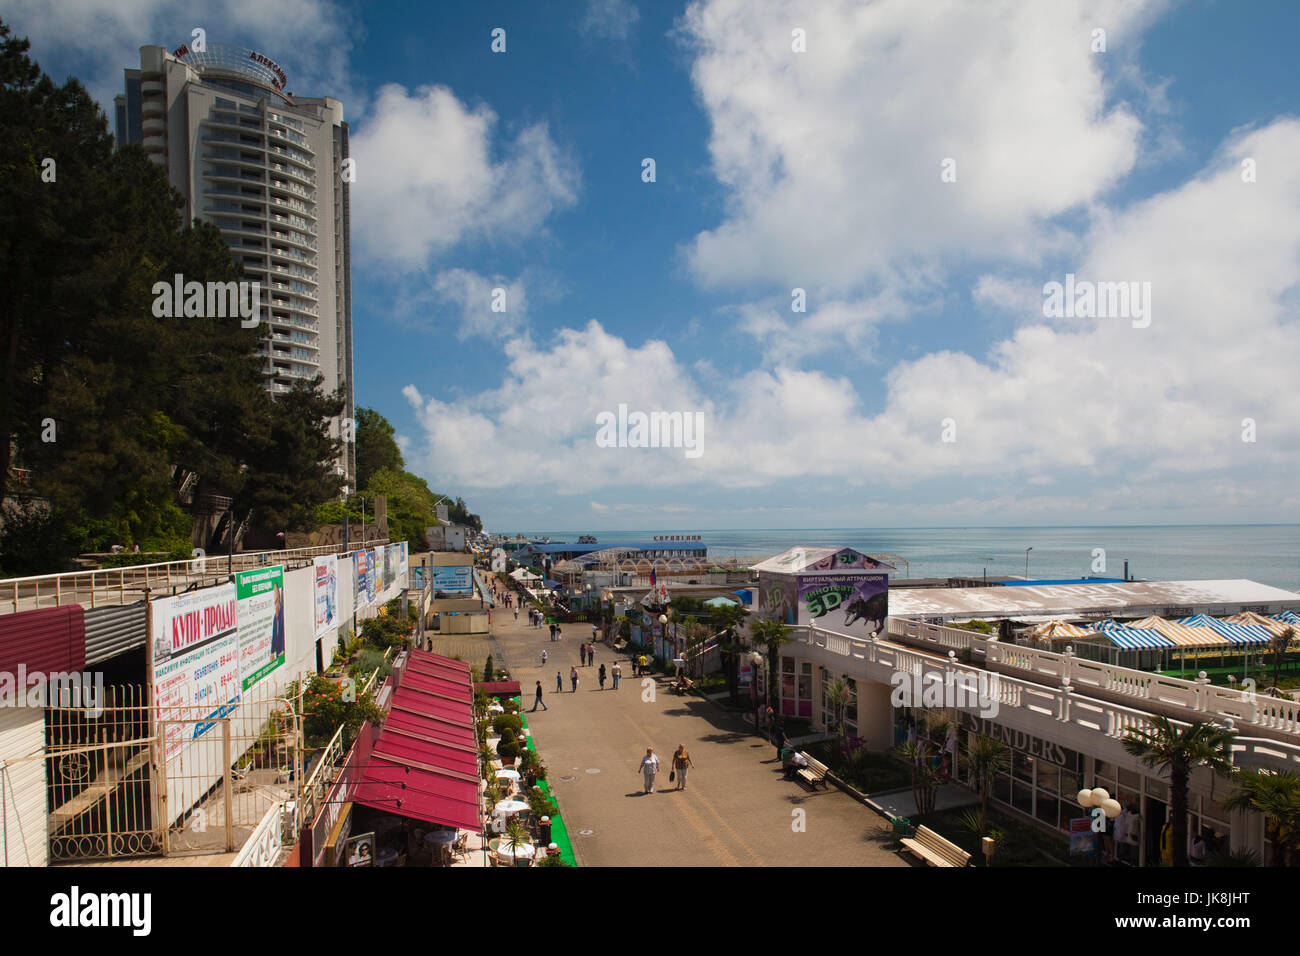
[[579, 642, 596, 666], [638, 745, 695, 793]]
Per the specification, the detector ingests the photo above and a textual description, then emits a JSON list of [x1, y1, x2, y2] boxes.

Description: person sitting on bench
[[784, 750, 808, 780]]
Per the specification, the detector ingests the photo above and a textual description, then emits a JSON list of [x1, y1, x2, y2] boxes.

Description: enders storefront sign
[[960, 712, 1074, 768]]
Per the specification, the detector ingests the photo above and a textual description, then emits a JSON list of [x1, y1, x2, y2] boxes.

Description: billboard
[[237, 566, 285, 691], [314, 555, 339, 639], [798, 573, 888, 640], [374, 544, 387, 594], [366, 550, 377, 603], [432, 565, 474, 595], [399, 541, 409, 583], [757, 573, 798, 625], [353, 550, 371, 608], [151, 583, 240, 760], [384, 546, 397, 594]]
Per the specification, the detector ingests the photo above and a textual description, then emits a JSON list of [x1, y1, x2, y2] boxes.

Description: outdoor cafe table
[[488, 838, 536, 864], [494, 799, 529, 816], [423, 829, 457, 846]]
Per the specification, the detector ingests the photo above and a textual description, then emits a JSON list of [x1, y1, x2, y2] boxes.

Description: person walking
[[513, 605, 519, 621], [592, 623, 599, 644], [598, 663, 607, 690], [556, 670, 563, 694], [556, 625, 563, 642], [540, 648, 548, 667], [531, 680, 548, 712], [588, 643, 595, 666], [671, 745, 694, 790], [580, 644, 587, 667], [638, 747, 660, 794], [612, 661, 622, 689], [570, 666, 579, 693], [549, 623, 556, 641]]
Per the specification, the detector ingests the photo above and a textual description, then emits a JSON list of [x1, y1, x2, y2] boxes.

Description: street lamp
[[1024, 547, 1033, 579]]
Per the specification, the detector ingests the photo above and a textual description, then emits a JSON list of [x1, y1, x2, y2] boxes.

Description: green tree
[[900, 739, 940, 817], [354, 406, 403, 489], [966, 732, 1008, 836], [1222, 769, 1300, 867], [1122, 717, 1236, 867], [238, 376, 345, 536], [750, 616, 792, 710], [1269, 626, 1296, 694]]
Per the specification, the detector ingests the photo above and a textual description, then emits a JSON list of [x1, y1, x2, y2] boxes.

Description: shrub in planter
[[492, 713, 523, 738], [496, 735, 521, 765], [484, 655, 495, 683]]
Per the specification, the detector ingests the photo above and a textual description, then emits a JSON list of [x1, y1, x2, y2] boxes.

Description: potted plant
[[497, 735, 521, 767], [502, 817, 531, 867]]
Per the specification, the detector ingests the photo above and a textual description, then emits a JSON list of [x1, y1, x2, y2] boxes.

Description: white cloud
[[349, 84, 578, 271], [580, 0, 641, 42], [679, 0, 1163, 299], [401, 119, 1300, 522], [431, 269, 528, 341], [2, 0, 360, 114]]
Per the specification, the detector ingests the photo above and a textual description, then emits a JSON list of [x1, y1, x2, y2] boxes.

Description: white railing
[[887, 617, 991, 652], [795, 624, 1300, 768], [2, 540, 389, 614], [231, 801, 286, 867], [984, 640, 1300, 733]]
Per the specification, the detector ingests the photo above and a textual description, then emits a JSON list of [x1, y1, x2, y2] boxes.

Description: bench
[[794, 752, 831, 790], [899, 825, 971, 868]]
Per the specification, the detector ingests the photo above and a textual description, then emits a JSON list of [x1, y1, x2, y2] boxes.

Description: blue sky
[[6, 0, 1300, 532]]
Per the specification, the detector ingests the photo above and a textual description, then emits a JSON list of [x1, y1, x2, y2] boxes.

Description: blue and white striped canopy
[[1274, 611, 1300, 627], [1104, 626, 1175, 650], [1181, 615, 1270, 645]]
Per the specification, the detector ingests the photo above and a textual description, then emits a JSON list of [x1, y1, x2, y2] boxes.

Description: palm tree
[[1122, 717, 1236, 867], [966, 733, 1008, 836], [1269, 626, 1296, 693], [900, 739, 940, 816], [712, 604, 749, 703], [825, 678, 852, 738], [1222, 768, 1300, 866], [750, 616, 793, 710], [502, 817, 531, 867]]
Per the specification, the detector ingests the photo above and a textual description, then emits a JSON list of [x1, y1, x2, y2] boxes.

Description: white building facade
[[116, 43, 355, 483]]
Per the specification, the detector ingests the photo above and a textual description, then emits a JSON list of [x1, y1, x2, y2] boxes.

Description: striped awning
[[1104, 627, 1175, 650], [1226, 611, 1289, 635], [1181, 616, 1271, 645], [1274, 611, 1300, 627], [1025, 619, 1093, 641], [1144, 618, 1229, 648]]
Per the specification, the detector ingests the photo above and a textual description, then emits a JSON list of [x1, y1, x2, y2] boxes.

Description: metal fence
[[4, 540, 390, 615], [44, 679, 304, 861]]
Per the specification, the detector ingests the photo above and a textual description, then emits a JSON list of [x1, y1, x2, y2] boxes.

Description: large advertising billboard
[[798, 573, 888, 640], [151, 583, 240, 760], [432, 564, 474, 595], [314, 555, 339, 639], [237, 566, 285, 691], [366, 550, 377, 603], [374, 544, 387, 594], [384, 545, 397, 594], [353, 550, 371, 608]]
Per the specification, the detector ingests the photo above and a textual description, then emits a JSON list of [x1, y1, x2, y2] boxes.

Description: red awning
[[476, 681, 521, 698], [351, 650, 481, 831]]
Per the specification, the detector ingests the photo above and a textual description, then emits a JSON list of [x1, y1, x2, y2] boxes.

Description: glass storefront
[[780, 656, 813, 718]]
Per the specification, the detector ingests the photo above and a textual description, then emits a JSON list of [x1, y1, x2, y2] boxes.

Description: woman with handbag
[[671, 745, 694, 791]]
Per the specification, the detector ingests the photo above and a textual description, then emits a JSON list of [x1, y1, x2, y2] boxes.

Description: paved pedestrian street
[[491, 613, 909, 868]]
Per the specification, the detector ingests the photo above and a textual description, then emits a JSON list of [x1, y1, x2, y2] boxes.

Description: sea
[[511, 526, 1300, 593]]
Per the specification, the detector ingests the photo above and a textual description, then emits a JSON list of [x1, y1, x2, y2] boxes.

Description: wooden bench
[[899, 825, 971, 867], [795, 752, 831, 790]]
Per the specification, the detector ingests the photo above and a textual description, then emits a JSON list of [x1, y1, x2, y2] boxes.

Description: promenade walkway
[[490, 611, 908, 868]]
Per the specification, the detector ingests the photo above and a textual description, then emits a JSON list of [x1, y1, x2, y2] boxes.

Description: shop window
[[1012, 779, 1035, 815], [1037, 765, 1061, 796], [1035, 792, 1060, 830], [1012, 750, 1035, 784]]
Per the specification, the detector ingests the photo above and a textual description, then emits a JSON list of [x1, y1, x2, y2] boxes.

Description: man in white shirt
[[639, 747, 660, 793]]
